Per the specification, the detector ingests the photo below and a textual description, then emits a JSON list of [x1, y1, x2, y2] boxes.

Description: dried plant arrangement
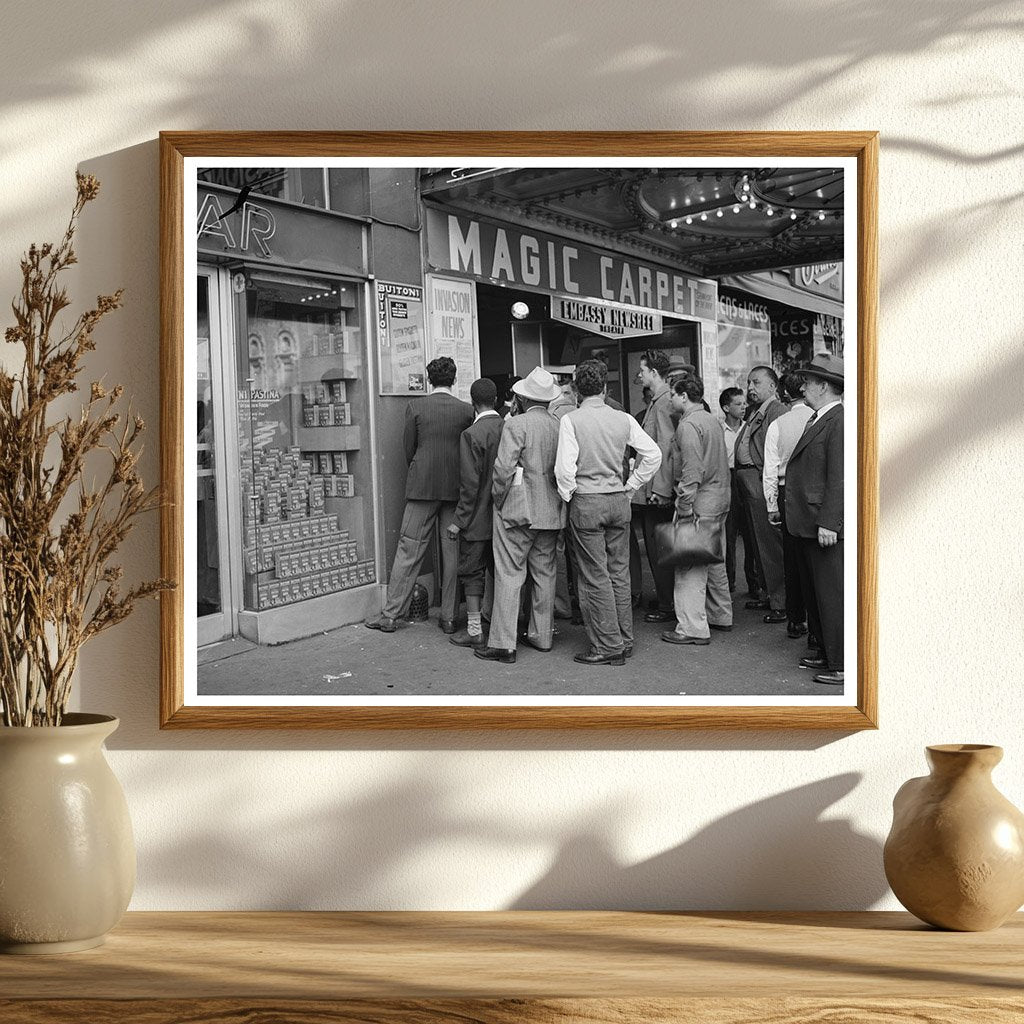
[[0, 173, 173, 726]]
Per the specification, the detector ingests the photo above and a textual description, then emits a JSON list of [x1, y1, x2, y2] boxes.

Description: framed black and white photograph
[[160, 131, 878, 729]]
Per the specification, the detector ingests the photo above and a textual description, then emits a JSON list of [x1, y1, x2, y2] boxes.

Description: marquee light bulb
[[732, 205, 740, 213], [790, 211, 797, 220], [818, 211, 826, 220], [748, 201, 756, 209], [700, 212, 708, 221], [766, 207, 774, 216], [716, 209, 723, 217], [685, 216, 693, 225]]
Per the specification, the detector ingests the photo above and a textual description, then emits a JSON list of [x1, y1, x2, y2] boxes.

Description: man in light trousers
[[555, 360, 661, 666], [475, 367, 565, 665], [652, 374, 732, 645]]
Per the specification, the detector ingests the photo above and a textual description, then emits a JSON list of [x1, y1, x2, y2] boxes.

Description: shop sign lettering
[[427, 209, 717, 321], [551, 296, 662, 338], [197, 193, 276, 258], [789, 262, 843, 300]]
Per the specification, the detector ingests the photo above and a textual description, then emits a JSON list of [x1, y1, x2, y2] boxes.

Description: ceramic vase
[[0, 713, 135, 953], [884, 744, 1024, 931]]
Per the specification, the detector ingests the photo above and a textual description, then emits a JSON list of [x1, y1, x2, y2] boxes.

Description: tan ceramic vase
[[884, 744, 1024, 930], [0, 714, 135, 953]]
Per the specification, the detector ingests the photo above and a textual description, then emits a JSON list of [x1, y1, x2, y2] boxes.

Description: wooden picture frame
[[160, 131, 878, 730]]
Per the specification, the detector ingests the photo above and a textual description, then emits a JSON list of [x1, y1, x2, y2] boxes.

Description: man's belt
[[736, 463, 758, 470]]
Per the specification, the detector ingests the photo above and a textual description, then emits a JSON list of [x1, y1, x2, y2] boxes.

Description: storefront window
[[236, 277, 376, 612]]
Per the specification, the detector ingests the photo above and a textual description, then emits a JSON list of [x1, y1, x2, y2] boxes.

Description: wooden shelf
[[0, 911, 1021, 1022]]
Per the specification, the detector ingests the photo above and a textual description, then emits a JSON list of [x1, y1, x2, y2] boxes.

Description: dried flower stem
[[0, 173, 174, 726]]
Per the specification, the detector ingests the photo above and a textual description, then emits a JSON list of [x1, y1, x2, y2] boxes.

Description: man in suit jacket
[[651, 374, 732, 644], [365, 356, 473, 634], [447, 378, 504, 648], [785, 355, 845, 686], [633, 349, 678, 624], [475, 367, 565, 664], [733, 365, 788, 622]]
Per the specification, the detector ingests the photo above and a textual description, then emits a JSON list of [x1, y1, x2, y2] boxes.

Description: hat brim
[[513, 380, 561, 403], [800, 368, 844, 386]]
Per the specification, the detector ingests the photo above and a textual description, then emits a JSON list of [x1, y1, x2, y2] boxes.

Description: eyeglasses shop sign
[[426, 208, 717, 321]]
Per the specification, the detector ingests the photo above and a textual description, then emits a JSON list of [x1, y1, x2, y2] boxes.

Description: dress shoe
[[438, 617, 456, 635], [787, 621, 808, 639], [799, 654, 829, 670], [519, 635, 553, 653], [365, 616, 397, 633], [763, 609, 787, 624], [745, 598, 770, 610], [473, 646, 516, 664], [643, 609, 674, 623], [813, 670, 845, 685], [709, 623, 733, 632], [450, 630, 486, 648], [574, 648, 626, 666], [661, 631, 710, 646]]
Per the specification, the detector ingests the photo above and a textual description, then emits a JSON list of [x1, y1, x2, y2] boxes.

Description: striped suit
[[382, 390, 474, 621], [487, 406, 565, 651]]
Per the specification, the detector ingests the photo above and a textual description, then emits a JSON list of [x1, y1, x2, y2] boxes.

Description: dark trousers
[[727, 469, 762, 594], [629, 505, 643, 599], [568, 492, 633, 656], [778, 484, 806, 626], [736, 467, 785, 612], [795, 536, 844, 670], [640, 503, 675, 611], [383, 499, 458, 621]]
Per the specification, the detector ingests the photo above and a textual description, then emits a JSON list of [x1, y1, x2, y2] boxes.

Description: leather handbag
[[654, 514, 724, 568]]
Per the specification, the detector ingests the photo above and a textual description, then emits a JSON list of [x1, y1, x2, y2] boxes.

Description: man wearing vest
[[786, 355, 845, 686], [734, 365, 787, 623], [554, 360, 662, 666]]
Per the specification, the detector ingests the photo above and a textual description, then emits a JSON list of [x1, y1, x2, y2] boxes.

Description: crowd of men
[[365, 347, 845, 685]]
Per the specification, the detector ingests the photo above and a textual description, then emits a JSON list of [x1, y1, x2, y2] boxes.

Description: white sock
[[468, 612, 482, 636]]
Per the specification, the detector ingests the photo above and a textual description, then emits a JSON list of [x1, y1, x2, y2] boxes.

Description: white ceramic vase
[[0, 713, 135, 953]]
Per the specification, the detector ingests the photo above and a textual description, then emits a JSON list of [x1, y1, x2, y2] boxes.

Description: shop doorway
[[196, 268, 237, 646]]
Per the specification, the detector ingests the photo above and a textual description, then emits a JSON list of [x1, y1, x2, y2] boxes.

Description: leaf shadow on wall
[[511, 774, 886, 910], [129, 762, 885, 911]]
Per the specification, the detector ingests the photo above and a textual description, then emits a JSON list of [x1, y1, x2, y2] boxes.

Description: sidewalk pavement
[[198, 596, 836, 699]]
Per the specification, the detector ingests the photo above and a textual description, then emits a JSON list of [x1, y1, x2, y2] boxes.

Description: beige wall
[[1, 1, 1021, 909]]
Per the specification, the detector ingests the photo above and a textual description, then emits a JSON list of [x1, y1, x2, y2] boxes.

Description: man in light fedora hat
[[785, 353, 845, 686], [475, 367, 565, 665]]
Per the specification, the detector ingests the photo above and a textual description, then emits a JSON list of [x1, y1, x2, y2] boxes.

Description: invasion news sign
[[426, 207, 717, 321], [550, 296, 662, 338]]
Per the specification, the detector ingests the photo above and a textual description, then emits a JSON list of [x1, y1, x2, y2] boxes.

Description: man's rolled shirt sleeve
[[762, 419, 781, 515], [555, 414, 580, 503], [625, 417, 662, 492]]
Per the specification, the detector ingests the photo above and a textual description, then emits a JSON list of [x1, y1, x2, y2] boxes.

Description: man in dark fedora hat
[[785, 353, 845, 686]]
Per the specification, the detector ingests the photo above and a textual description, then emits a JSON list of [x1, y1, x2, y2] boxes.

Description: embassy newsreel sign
[[424, 207, 717, 321]]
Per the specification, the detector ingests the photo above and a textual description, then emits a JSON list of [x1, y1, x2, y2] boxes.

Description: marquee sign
[[425, 207, 717, 321], [550, 296, 662, 338]]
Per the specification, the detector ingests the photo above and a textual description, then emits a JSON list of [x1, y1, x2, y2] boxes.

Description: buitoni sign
[[425, 207, 716, 321]]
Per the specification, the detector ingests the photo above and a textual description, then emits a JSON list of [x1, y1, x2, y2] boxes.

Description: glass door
[[196, 269, 234, 645]]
